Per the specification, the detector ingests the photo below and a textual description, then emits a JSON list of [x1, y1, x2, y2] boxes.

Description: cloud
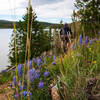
[[0, 0, 75, 23], [33, 0, 62, 5], [35, 0, 75, 23]]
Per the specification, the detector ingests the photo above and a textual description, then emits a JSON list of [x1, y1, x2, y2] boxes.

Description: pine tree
[[9, 6, 52, 65], [74, 0, 100, 37]]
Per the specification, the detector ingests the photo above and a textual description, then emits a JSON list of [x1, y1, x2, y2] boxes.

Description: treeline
[[71, 0, 100, 38], [0, 20, 59, 28]]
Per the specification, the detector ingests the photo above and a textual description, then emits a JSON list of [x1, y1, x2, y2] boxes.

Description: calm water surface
[[0, 29, 13, 72]]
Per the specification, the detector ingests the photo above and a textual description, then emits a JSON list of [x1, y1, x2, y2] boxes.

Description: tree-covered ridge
[[0, 20, 59, 28]]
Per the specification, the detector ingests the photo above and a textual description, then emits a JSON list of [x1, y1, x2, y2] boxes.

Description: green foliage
[[0, 72, 12, 85], [11, 54, 57, 100], [74, 0, 100, 37], [9, 6, 52, 65], [51, 39, 100, 100]]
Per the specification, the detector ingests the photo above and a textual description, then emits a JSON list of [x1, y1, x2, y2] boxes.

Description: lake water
[[0, 29, 13, 72]]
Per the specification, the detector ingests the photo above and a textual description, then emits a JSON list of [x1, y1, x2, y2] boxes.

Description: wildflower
[[52, 55, 56, 65], [20, 85, 25, 90], [90, 39, 92, 45], [79, 34, 82, 45], [85, 36, 88, 44], [29, 60, 32, 68], [17, 64, 23, 76], [52, 62, 56, 65], [74, 42, 77, 49], [44, 70, 49, 77], [23, 91, 27, 97], [13, 76, 16, 86], [29, 92, 32, 96], [37, 58, 41, 67], [72, 42, 77, 50], [99, 38, 100, 41], [27, 69, 35, 83], [9, 83, 12, 88], [14, 94, 17, 99], [35, 70, 41, 79], [38, 81, 44, 88], [32, 58, 36, 62], [96, 38, 98, 41], [44, 57, 47, 65], [93, 61, 96, 64]]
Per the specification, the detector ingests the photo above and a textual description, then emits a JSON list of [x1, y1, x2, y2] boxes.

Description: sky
[[0, 0, 76, 23]]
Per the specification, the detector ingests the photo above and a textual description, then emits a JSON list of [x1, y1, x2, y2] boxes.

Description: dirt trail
[[0, 82, 13, 100]]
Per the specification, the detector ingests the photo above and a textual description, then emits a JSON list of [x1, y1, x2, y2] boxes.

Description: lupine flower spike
[[79, 34, 82, 45], [44, 70, 49, 77], [37, 58, 41, 67], [38, 81, 44, 88], [23, 91, 27, 97], [52, 55, 56, 65], [13, 76, 16, 86], [35, 70, 41, 79], [17, 64, 23, 76], [85, 36, 88, 45], [90, 39, 93, 45], [27, 69, 35, 83]]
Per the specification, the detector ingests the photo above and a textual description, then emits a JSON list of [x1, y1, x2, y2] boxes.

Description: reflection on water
[[0, 29, 13, 71]]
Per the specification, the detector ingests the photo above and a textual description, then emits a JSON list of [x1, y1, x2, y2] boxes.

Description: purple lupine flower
[[23, 91, 27, 97], [14, 94, 17, 99], [29, 92, 32, 96], [35, 70, 41, 79], [37, 58, 41, 67], [44, 57, 47, 65], [33, 58, 36, 63], [29, 60, 32, 68], [27, 69, 35, 83], [20, 85, 25, 90], [96, 38, 98, 41], [13, 76, 16, 86], [26, 60, 32, 68], [90, 39, 93, 45], [17, 64, 23, 76], [44, 70, 49, 77], [52, 62, 56, 65], [38, 81, 44, 88], [52, 55, 56, 65], [73, 42, 77, 50], [75, 42, 77, 49], [79, 34, 82, 45], [99, 38, 100, 41], [85, 36, 88, 44], [9, 83, 12, 88]]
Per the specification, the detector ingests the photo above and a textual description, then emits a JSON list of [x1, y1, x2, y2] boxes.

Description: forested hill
[[0, 20, 58, 28], [0, 20, 14, 28]]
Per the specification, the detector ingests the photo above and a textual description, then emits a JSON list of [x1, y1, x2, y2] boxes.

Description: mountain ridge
[[0, 20, 58, 28]]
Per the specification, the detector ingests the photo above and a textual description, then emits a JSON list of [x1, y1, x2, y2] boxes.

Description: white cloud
[[0, 0, 75, 23], [35, 0, 75, 23]]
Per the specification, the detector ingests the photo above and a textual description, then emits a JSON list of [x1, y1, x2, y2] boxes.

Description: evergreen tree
[[74, 0, 100, 37], [9, 6, 52, 65]]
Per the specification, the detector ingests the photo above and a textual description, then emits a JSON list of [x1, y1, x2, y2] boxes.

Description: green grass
[[0, 72, 12, 85], [50, 40, 100, 100]]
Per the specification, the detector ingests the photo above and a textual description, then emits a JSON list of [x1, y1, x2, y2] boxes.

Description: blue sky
[[0, 0, 75, 23]]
